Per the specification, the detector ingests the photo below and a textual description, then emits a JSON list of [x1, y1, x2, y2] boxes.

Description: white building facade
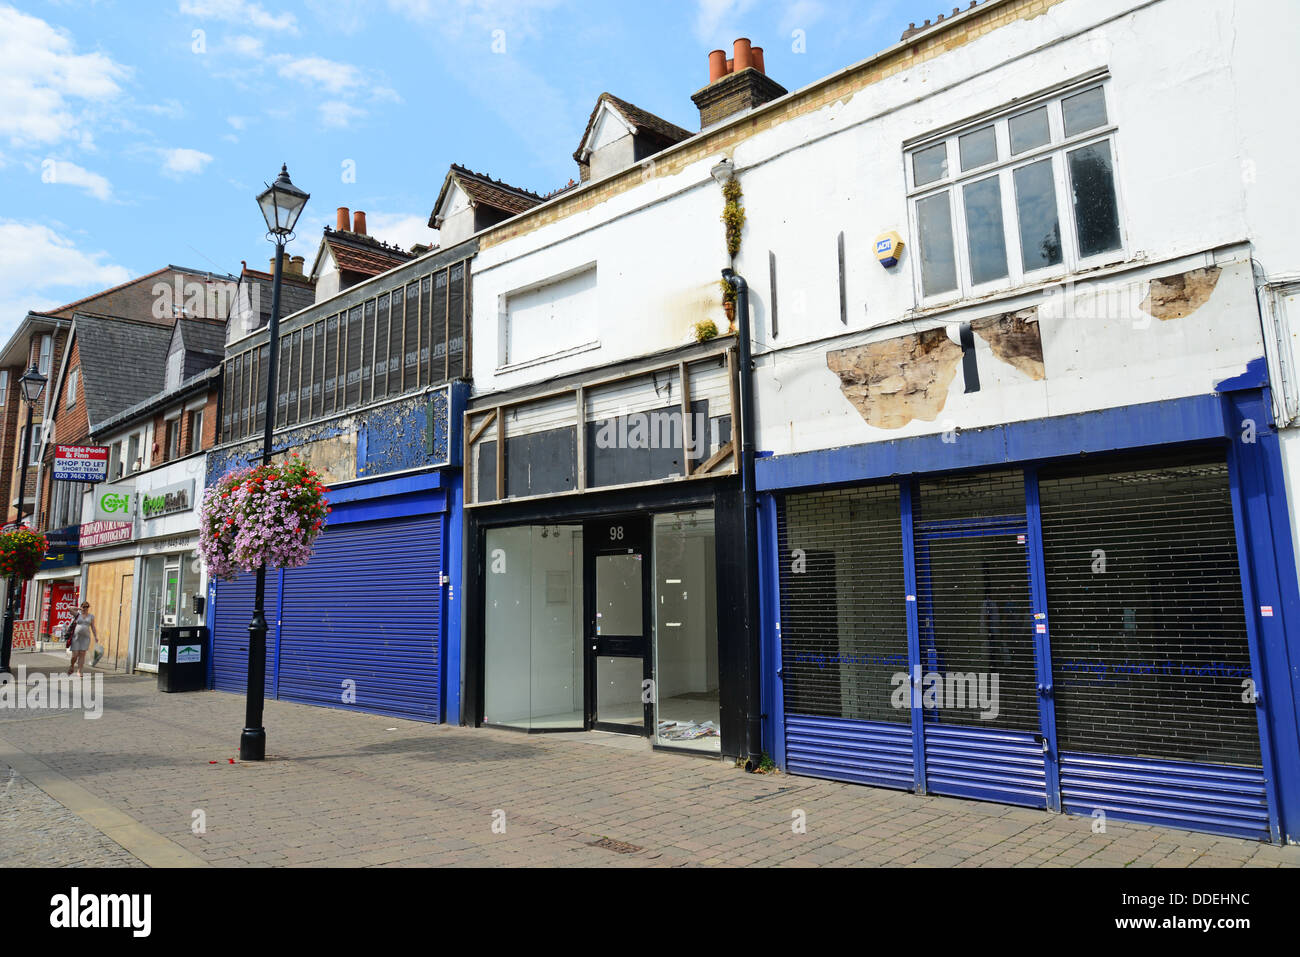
[[459, 0, 1300, 841]]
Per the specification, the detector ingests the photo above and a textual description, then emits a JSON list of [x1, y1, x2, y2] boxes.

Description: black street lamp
[[0, 363, 49, 676], [240, 164, 308, 761]]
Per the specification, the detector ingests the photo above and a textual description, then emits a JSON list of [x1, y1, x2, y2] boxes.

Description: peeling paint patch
[[972, 308, 1045, 380], [828, 329, 963, 429], [1140, 266, 1222, 321]]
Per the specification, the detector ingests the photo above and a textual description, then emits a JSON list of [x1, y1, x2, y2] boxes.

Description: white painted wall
[[468, 0, 1300, 568]]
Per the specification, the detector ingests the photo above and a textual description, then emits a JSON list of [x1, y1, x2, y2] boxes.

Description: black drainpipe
[[722, 267, 763, 772]]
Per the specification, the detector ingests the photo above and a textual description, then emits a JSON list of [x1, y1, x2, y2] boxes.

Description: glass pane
[[1062, 87, 1107, 137], [345, 305, 362, 407], [653, 511, 719, 752], [596, 656, 645, 728], [596, 553, 642, 635], [912, 142, 948, 186], [359, 299, 374, 405], [963, 176, 1009, 284], [1013, 159, 1063, 271], [323, 315, 338, 415], [387, 287, 404, 397], [959, 125, 997, 171], [1009, 106, 1050, 154], [431, 270, 449, 381], [448, 264, 465, 380], [419, 275, 432, 385], [530, 526, 584, 729], [179, 552, 201, 627], [483, 525, 585, 730], [484, 526, 534, 729], [374, 295, 390, 398], [404, 281, 419, 389], [916, 191, 958, 296], [1068, 141, 1121, 257]]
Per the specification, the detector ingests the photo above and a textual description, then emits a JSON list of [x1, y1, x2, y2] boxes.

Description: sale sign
[[13, 620, 36, 650], [54, 445, 109, 482]]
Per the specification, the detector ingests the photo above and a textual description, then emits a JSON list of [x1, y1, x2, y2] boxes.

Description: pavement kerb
[[0, 731, 208, 868]]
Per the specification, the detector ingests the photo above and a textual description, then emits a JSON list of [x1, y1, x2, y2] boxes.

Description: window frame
[[905, 78, 1127, 308], [66, 368, 79, 410]]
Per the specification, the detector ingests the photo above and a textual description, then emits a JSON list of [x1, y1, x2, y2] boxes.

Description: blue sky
[[0, 0, 948, 341]]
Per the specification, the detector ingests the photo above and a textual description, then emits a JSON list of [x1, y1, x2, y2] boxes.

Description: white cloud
[[275, 55, 365, 94], [363, 212, 438, 252], [227, 115, 248, 130], [161, 147, 214, 177], [319, 100, 365, 129], [0, 5, 130, 148], [0, 220, 132, 341], [178, 0, 297, 32], [387, 0, 562, 39], [39, 158, 113, 200], [225, 34, 265, 57], [693, 0, 759, 45]]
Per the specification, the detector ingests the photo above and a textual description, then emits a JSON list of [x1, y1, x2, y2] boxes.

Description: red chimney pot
[[708, 49, 727, 82], [752, 46, 765, 74], [336, 207, 350, 231], [733, 38, 753, 72], [353, 210, 367, 235]]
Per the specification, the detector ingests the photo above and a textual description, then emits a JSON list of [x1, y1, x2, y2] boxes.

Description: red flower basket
[[0, 527, 48, 580]]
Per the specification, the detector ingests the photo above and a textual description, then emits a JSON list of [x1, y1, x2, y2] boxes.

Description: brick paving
[[0, 763, 144, 868], [1, 652, 1298, 868]]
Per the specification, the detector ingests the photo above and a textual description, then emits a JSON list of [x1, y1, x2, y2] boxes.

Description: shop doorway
[[586, 516, 651, 733], [482, 508, 720, 750]]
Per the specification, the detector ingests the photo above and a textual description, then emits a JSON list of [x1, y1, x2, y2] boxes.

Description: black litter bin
[[158, 626, 209, 693]]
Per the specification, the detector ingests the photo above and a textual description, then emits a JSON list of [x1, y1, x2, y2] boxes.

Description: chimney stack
[[352, 210, 367, 235], [288, 255, 305, 277], [336, 206, 350, 232], [691, 38, 788, 129]]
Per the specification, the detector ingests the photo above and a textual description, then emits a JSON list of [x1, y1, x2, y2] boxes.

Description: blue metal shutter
[[277, 515, 442, 721], [211, 570, 280, 698]]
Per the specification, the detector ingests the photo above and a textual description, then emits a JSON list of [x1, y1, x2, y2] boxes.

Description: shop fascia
[[82, 478, 197, 549]]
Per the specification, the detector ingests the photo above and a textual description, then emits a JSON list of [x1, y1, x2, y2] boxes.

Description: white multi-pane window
[[66, 368, 78, 409], [37, 335, 53, 377], [906, 80, 1125, 305]]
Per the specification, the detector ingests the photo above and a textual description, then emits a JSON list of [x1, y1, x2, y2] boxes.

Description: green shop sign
[[141, 480, 194, 520]]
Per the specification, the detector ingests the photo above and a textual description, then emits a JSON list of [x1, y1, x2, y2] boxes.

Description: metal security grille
[[915, 471, 1038, 731], [779, 485, 908, 723], [277, 515, 442, 722], [211, 570, 280, 698], [1040, 457, 1261, 767]]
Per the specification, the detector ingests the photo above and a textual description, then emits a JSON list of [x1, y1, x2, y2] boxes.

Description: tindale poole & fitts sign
[[53, 445, 109, 482]]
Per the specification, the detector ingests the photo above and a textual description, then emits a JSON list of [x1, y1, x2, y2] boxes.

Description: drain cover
[[589, 837, 642, 854]]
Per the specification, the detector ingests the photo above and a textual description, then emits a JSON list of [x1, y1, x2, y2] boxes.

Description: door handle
[[1036, 683, 1054, 698]]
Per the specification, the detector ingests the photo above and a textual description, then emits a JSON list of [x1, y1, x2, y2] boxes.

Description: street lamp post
[[0, 364, 49, 676], [240, 164, 309, 761]]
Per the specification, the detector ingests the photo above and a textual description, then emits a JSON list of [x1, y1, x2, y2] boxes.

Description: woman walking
[[67, 602, 99, 676]]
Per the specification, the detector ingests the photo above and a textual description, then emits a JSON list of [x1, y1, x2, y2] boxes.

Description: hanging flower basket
[[0, 527, 48, 580], [199, 455, 330, 581]]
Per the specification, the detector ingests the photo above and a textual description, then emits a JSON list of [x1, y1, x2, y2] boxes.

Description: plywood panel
[[84, 558, 134, 672]]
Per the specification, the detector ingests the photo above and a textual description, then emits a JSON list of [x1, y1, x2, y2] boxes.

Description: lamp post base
[[239, 727, 266, 761]]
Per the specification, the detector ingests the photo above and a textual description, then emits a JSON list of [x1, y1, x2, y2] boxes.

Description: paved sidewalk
[[1, 653, 1297, 868]]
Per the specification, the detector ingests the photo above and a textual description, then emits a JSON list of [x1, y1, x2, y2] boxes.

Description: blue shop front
[[206, 382, 466, 725], [756, 363, 1300, 844]]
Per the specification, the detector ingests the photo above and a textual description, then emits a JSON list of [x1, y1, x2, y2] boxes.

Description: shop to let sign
[[54, 445, 109, 482]]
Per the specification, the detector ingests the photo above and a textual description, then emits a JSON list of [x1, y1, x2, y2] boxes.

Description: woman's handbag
[[64, 614, 79, 648]]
